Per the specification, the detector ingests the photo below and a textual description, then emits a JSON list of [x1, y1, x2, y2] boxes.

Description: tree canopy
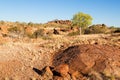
[[72, 12, 93, 34]]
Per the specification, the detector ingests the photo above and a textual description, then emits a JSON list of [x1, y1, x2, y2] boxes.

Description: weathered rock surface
[[52, 44, 120, 79], [48, 20, 72, 25]]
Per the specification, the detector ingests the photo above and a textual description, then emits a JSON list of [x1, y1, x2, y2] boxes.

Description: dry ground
[[0, 33, 119, 80]]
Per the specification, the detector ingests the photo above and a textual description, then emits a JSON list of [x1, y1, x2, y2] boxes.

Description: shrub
[[67, 31, 79, 36], [42, 35, 52, 40], [30, 29, 44, 38], [114, 28, 120, 33], [109, 26, 120, 33], [8, 26, 21, 33], [85, 24, 108, 34]]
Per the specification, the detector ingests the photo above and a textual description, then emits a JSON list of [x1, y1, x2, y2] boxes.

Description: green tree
[[72, 12, 93, 35]]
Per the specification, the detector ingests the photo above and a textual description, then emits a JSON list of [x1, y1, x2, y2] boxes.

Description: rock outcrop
[[48, 20, 72, 25], [52, 44, 120, 80]]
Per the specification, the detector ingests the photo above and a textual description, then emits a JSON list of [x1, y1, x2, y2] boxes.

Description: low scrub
[[114, 28, 120, 33], [85, 24, 108, 34], [30, 29, 44, 38], [8, 26, 21, 33], [67, 31, 79, 36]]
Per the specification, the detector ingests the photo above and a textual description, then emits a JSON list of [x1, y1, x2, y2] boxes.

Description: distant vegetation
[[0, 17, 120, 38], [85, 24, 108, 34], [84, 25, 120, 34], [72, 12, 93, 35]]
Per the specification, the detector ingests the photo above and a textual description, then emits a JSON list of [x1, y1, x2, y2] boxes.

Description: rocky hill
[[47, 20, 72, 25]]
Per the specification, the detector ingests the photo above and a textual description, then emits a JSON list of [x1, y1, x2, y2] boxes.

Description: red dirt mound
[[52, 44, 120, 79]]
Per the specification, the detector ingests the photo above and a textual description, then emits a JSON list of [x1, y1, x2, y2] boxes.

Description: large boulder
[[52, 44, 120, 79]]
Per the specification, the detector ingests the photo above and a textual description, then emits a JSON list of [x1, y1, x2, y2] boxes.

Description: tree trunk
[[79, 27, 82, 35]]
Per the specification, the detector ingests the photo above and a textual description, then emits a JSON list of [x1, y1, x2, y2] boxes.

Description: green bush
[[8, 26, 21, 33], [67, 31, 79, 36], [42, 35, 52, 40], [114, 28, 120, 33], [30, 29, 44, 38], [85, 24, 108, 34], [108, 26, 120, 33]]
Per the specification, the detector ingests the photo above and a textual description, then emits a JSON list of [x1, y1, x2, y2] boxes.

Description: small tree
[[72, 12, 93, 35]]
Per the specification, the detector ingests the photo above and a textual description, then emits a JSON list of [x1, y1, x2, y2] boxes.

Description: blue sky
[[0, 0, 120, 27]]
